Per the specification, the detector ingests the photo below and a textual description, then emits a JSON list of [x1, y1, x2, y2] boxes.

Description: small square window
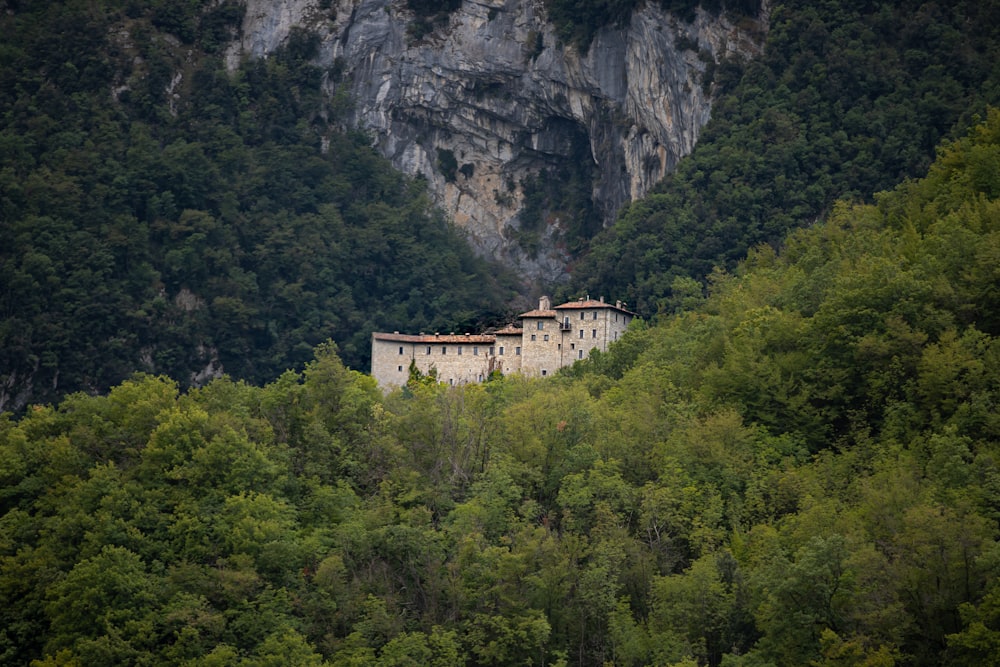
[[398, 365, 403, 372], [541, 369, 547, 377], [571, 343, 576, 350], [531, 334, 537, 341], [543, 334, 549, 341]]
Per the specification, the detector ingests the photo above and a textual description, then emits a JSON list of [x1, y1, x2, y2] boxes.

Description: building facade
[[370, 296, 635, 388]]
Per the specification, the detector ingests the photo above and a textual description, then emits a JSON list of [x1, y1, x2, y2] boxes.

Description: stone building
[[370, 296, 636, 389]]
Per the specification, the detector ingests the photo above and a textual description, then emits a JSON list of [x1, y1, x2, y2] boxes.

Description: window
[[543, 334, 549, 341], [399, 346, 404, 355], [580, 312, 585, 320], [449, 378, 454, 385], [531, 334, 536, 341], [541, 369, 547, 377], [614, 314, 618, 322], [458, 346, 463, 355], [579, 350, 583, 359], [426, 346, 431, 355], [614, 332, 618, 340], [557, 343, 561, 350], [398, 365, 403, 372], [537, 321, 543, 330], [516, 346, 521, 355], [489, 346, 495, 356], [593, 311, 598, 320], [592, 329, 597, 338], [473, 346, 479, 355], [499, 346, 505, 355], [571, 343, 575, 350], [579, 329, 584, 339], [442, 346, 447, 354]]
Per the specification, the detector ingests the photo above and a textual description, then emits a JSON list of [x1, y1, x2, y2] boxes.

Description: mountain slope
[[0, 2, 516, 411], [3, 109, 999, 667], [571, 0, 1000, 313]]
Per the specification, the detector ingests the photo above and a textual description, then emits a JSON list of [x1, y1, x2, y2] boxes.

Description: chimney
[[539, 295, 551, 311], [615, 300, 621, 309], [600, 296, 604, 303]]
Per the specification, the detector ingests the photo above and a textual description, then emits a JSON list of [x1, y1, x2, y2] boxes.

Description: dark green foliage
[[516, 124, 602, 256], [436, 148, 458, 182], [405, 0, 461, 41], [572, 0, 1000, 315], [0, 2, 515, 411], [6, 115, 1000, 665], [543, 0, 760, 50]]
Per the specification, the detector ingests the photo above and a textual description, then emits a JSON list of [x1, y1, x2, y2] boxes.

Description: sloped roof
[[518, 309, 558, 318], [554, 299, 637, 316], [373, 332, 496, 344]]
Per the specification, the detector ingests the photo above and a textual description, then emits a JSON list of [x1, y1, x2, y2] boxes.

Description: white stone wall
[[372, 334, 496, 389], [371, 337, 414, 388], [371, 300, 635, 388], [520, 316, 565, 377], [495, 332, 523, 374]]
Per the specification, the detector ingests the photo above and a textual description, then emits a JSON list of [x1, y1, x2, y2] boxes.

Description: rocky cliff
[[227, 0, 766, 281]]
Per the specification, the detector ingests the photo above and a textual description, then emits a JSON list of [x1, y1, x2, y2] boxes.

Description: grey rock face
[[228, 0, 766, 281]]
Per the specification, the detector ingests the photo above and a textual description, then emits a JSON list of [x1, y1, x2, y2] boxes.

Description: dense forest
[[0, 1, 516, 412], [6, 0, 1000, 665], [570, 0, 1000, 313], [4, 109, 1000, 666]]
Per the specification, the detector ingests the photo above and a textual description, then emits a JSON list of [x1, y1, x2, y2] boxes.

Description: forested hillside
[[0, 1, 515, 412], [571, 0, 1000, 313], [4, 110, 1000, 666]]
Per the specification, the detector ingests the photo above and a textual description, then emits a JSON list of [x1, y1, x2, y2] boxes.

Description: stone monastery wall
[[371, 296, 635, 389]]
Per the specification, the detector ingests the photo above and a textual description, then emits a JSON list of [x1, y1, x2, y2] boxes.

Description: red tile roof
[[518, 309, 558, 318], [554, 299, 637, 315], [373, 332, 496, 344]]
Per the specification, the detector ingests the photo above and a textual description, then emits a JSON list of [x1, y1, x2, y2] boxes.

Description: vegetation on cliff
[[0, 1, 515, 411], [572, 0, 1000, 313], [5, 3, 1000, 664], [4, 108, 1000, 666]]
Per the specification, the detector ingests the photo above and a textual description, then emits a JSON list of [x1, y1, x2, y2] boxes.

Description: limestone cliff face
[[228, 0, 766, 280]]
